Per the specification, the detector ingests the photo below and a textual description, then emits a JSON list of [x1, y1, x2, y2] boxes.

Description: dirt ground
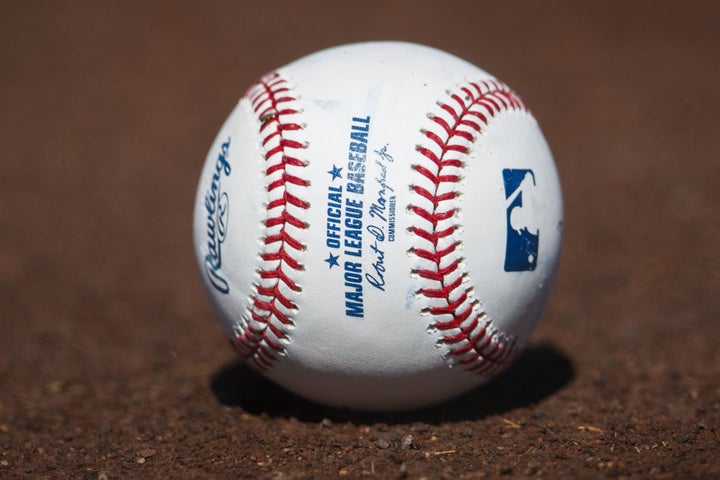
[[1, 1, 718, 479]]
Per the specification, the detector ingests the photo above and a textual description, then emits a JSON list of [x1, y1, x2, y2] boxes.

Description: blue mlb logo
[[503, 169, 539, 272]]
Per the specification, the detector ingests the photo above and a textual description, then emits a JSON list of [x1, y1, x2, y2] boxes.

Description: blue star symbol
[[324, 253, 340, 269], [327, 164, 343, 181]]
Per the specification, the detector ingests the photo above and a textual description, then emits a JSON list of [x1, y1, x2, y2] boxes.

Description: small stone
[[376, 439, 390, 449], [138, 449, 156, 458], [401, 435, 415, 449], [46, 380, 64, 394]]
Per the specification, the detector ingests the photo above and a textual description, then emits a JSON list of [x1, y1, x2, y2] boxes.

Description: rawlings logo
[[203, 139, 232, 294]]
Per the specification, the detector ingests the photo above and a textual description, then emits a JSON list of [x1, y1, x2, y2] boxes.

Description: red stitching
[[409, 80, 528, 375], [231, 72, 308, 371]]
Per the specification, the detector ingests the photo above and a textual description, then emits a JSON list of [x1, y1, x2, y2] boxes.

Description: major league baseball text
[[193, 42, 563, 410]]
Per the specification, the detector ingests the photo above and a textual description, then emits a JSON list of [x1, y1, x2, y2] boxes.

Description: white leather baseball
[[193, 41, 563, 410]]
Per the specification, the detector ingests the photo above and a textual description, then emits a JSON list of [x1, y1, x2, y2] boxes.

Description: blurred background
[[1, 1, 718, 478]]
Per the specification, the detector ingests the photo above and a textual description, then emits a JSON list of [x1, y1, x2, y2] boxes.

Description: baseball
[[193, 42, 563, 410]]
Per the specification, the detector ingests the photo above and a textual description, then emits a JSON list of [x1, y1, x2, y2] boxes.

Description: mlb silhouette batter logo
[[503, 169, 539, 272]]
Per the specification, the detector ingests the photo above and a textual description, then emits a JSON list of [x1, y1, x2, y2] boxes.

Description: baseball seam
[[231, 71, 308, 371], [409, 79, 528, 375]]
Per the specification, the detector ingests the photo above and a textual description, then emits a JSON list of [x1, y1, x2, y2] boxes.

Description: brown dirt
[[1, 1, 718, 478]]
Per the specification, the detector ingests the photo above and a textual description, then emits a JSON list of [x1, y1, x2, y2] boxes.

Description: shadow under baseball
[[209, 342, 574, 424]]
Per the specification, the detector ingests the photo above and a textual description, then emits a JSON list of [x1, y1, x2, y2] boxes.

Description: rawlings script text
[[203, 139, 232, 294]]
